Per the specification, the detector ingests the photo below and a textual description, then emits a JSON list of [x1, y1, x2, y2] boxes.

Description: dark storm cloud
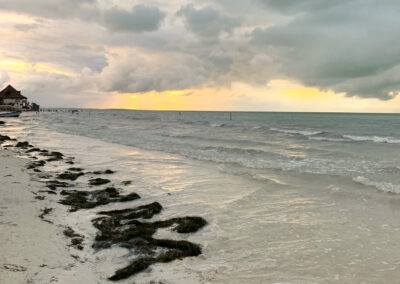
[[97, 50, 210, 93], [1, 0, 400, 102], [255, 0, 350, 13], [177, 4, 240, 40], [0, 1, 165, 33], [0, 0, 99, 20], [101, 5, 165, 33], [250, 0, 400, 98]]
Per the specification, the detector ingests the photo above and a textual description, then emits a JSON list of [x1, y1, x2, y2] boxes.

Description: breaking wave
[[343, 135, 400, 144], [270, 127, 324, 136], [269, 127, 400, 144], [353, 176, 400, 194]]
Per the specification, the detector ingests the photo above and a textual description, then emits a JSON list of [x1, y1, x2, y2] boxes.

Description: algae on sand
[[59, 187, 140, 212], [91, 202, 207, 281]]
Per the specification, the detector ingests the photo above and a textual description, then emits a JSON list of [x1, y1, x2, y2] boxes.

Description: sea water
[[3, 110, 400, 283]]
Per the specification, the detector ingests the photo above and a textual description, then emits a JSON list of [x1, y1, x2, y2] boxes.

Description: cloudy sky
[[1, 0, 400, 112]]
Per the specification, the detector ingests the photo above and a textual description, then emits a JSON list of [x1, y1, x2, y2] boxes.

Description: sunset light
[[2, 2, 400, 283]]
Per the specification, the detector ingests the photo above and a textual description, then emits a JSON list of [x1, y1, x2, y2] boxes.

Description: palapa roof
[[0, 85, 27, 100]]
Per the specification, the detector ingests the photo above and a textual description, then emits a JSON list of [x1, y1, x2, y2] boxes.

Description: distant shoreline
[[38, 107, 400, 115]]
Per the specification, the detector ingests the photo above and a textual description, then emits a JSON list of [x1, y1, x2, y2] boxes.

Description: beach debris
[[92, 202, 207, 281], [59, 187, 140, 212], [68, 167, 84, 172], [0, 121, 5, 125], [89, 178, 111, 186], [0, 134, 11, 144], [3, 264, 27, 272], [37, 173, 52, 179], [64, 227, 85, 250], [0, 134, 208, 282], [39, 207, 53, 223], [15, 141, 33, 148], [27, 160, 46, 169], [91, 169, 115, 175], [57, 171, 84, 181], [46, 180, 72, 190], [40, 151, 64, 162], [38, 190, 57, 195], [26, 147, 41, 153]]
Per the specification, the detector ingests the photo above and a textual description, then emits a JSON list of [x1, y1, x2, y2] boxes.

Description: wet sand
[[0, 129, 207, 283]]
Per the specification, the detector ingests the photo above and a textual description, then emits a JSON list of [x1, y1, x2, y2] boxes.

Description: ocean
[[3, 110, 400, 283]]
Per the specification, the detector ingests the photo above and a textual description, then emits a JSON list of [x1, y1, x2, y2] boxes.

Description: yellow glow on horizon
[[34, 63, 76, 77], [86, 79, 400, 113], [0, 11, 34, 25], [283, 86, 324, 99], [98, 88, 228, 111], [0, 59, 28, 71], [0, 58, 75, 77], [164, 89, 193, 96]]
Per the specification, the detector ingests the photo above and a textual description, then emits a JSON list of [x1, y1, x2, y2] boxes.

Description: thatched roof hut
[[0, 85, 27, 100]]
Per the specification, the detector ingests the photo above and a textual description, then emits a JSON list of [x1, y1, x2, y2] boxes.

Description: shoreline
[[0, 125, 207, 283], [5, 112, 400, 282]]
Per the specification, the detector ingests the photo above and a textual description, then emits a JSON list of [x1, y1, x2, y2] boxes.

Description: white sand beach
[[0, 130, 205, 284], [0, 150, 95, 284]]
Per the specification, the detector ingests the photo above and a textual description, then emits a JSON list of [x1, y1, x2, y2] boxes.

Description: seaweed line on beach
[[1, 132, 208, 281]]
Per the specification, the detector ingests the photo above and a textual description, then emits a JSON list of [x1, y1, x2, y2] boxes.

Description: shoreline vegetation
[[0, 120, 207, 282]]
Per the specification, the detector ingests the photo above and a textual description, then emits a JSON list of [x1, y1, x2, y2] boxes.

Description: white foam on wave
[[270, 127, 324, 136], [210, 123, 227, 127], [353, 176, 400, 194], [308, 136, 348, 142], [343, 135, 400, 144], [270, 127, 400, 145]]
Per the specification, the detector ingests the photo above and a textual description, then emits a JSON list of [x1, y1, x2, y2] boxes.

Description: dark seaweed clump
[[26, 147, 41, 153], [91, 169, 115, 175], [68, 167, 84, 172], [39, 207, 53, 223], [27, 160, 46, 169], [15, 141, 33, 148], [92, 202, 207, 281], [40, 151, 64, 161], [59, 187, 140, 212], [46, 180, 71, 190], [0, 134, 11, 144], [64, 227, 85, 250], [57, 171, 84, 181], [89, 178, 111, 186]]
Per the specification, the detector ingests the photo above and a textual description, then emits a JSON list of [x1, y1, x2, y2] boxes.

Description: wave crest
[[353, 176, 400, 194]]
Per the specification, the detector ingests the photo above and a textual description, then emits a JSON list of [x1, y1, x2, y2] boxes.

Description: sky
[[1, 0, 400, 112]]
